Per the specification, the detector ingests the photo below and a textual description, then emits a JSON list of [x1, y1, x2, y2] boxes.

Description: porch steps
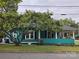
[[21, 39, 39, 45]]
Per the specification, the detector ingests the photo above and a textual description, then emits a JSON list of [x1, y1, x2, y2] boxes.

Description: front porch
[[20, 30, 75, 45]]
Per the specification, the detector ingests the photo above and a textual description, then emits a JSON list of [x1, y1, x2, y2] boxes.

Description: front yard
[[0, 44, 79, 53]]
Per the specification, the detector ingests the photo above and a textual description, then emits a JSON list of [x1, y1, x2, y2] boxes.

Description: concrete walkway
[[0, 53, 79, 59]]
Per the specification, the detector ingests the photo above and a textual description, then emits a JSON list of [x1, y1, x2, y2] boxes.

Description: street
[[0, 53, 79, 59]]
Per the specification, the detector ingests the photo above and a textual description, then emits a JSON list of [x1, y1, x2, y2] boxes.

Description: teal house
[[6, 25, 79, 45]]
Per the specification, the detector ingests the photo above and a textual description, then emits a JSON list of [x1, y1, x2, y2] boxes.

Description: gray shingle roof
[[62, 25, 77, 31]]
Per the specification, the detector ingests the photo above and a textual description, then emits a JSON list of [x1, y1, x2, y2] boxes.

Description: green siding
[[42, 38, 74, 45]]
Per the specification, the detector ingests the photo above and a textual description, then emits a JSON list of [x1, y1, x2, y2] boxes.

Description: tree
[[0, 0, 22, 46], [19, 10, 64, 39], [59, 18, 78, 28], [0, 12, 22, 45], [0, 0, 22, 12], [19, 10, 54, 39]]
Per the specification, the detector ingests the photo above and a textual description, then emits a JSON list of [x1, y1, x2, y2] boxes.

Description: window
[[24, 31, 34, 40]]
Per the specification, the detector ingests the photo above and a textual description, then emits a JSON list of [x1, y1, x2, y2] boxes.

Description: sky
[[18, 0, 79, 22]]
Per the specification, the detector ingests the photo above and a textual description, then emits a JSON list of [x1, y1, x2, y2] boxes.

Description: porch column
[[12, 32, 15, 37], [38, 30, 41, 39], [29, 33, 31, 39], [55, 32, 57, 39], [25, 35, 26, 39], [1, 38, 5, 44], [63, 32, 65, 38], [72, 31, 75, 39], [33, 31, 35, 39]]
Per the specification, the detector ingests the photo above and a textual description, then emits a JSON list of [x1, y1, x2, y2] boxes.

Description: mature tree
[[59, 18, 78, 28], [0, 0, 22, 46], [19, 10, 54, 39], [0, 0, 22, 12], [19, 10, 51, 29]]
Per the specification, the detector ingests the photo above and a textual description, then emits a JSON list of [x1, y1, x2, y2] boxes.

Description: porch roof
[[62, 25, 77, 31]]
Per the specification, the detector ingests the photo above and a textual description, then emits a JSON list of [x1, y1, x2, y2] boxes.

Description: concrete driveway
[[0, 53, 79, 59]]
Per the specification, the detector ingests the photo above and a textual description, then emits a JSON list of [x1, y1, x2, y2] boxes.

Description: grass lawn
[[0, 44, 79, 53]]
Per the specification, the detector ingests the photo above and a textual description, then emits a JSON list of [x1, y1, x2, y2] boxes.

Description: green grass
[[0, 44, 79, 53]]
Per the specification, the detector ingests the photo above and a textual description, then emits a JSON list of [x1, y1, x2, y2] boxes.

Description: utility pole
[[77, 22, 79, 34]]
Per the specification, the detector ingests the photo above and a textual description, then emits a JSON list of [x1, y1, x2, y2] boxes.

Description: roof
[[62, 25, 77, 31]]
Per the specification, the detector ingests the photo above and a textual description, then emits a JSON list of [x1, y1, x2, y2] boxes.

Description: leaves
[[19, 10, 54, 31], [0, 0, 22, 12]]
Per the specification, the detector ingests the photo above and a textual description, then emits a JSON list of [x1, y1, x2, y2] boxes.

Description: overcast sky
[[18, 0, 79, 22]]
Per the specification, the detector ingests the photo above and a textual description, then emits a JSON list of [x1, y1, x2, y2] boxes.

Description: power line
[[18, 5, 79, 15], [54, 14, 79, 15], [19, 5, 79, 7]]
